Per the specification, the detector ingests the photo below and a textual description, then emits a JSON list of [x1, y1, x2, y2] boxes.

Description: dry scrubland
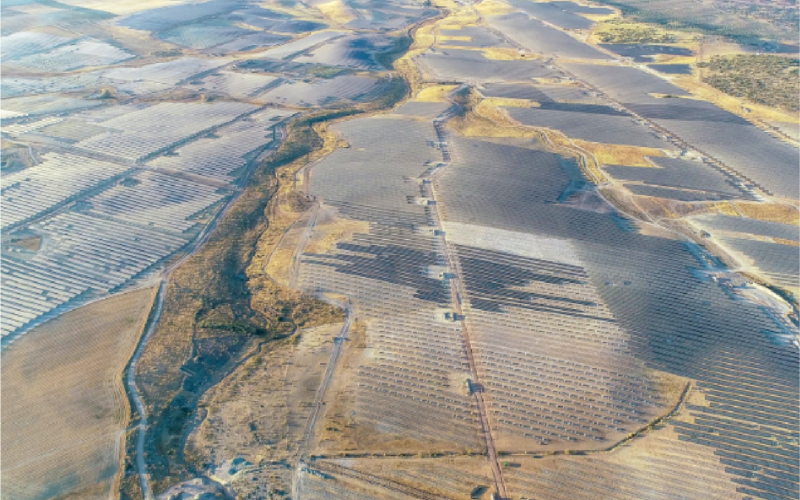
[[132, 112, 351, 495], [698, 55, 800, 113], [186, 322, 342, 497], [2, 287, 156, 500]]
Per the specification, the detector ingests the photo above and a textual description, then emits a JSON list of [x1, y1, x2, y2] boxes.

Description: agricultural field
[[2, 287, 156, 500]]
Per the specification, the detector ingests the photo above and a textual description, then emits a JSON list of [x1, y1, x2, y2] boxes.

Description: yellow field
[[414, 84, 459, 102], [317, 0, 357, 26], [304, 216, 371, 255], [733, 201, 799, 225], [438, 35, 472, 42], [482, 96, 539, 107], [572, 140, 666, 167], [474, 0, 515, 16], [1, 287, 157, 500]]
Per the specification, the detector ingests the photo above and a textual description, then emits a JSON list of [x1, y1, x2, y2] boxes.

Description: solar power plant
[[486, 13, 612, 60], [604, 157, 743, 195], [183, 70, 281, 99], [293, 34, 393, 70], [507, 106, 669, 147], [564, 63, 800, 198], [506, 0, 596, 30], [415, 48, 559, 82], [690, 214, 799, 287], [1, 0, 797, 499], [259, 74, 383, 106], [648, 63, 692, 74], [599, 44, 694, 63], [438, 26, 510, 48]]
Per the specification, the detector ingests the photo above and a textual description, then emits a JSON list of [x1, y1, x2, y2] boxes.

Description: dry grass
[[451, 96, 539, 138], [414, 84, 459, 102], [629, 196, 712, 220], [711, 201, 741, 216], [317, 0, 357, 26], [733, 201, 799, 224], [304, 216, 371, 255], [8, 236, 42, 251], [325, 456, 495, 498], [438, 35, 472, 42], [441, 9, 479, 25], [504, 416, 747, 500], [483, 97, 539, 108], [475, 0, 515, 16], [266, 247, 296, 286], [2, 287, 157, 500], [482, 47, 535, 60], [433, 45, 532, 61], [573, 140, 666, 167], [186, 323, 341, 467], [773, 238, 799, 247]]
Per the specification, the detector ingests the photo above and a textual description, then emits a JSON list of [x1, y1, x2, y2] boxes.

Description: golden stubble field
[[1, 287, 157, 500]]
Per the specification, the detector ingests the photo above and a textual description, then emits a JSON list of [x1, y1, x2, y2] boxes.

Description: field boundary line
[[308, 461, 460, 500]]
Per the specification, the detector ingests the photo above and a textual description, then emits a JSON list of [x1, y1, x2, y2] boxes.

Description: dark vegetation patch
[[374, 34, 412, 69], [697, 54, 799, 112], [596, 25, 676, 44], [307, 65, 353, 79]]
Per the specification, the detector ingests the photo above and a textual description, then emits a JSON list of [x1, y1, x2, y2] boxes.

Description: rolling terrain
[[1, 0, 798, 499]]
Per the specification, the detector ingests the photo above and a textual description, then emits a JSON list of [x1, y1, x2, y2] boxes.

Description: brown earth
[[2, 287, 157, 500]]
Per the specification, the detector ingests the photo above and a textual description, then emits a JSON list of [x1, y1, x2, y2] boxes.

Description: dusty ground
[[329, 456, 494, 498], [185, 322, 342, 497], [1, 287, 157, 500]]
